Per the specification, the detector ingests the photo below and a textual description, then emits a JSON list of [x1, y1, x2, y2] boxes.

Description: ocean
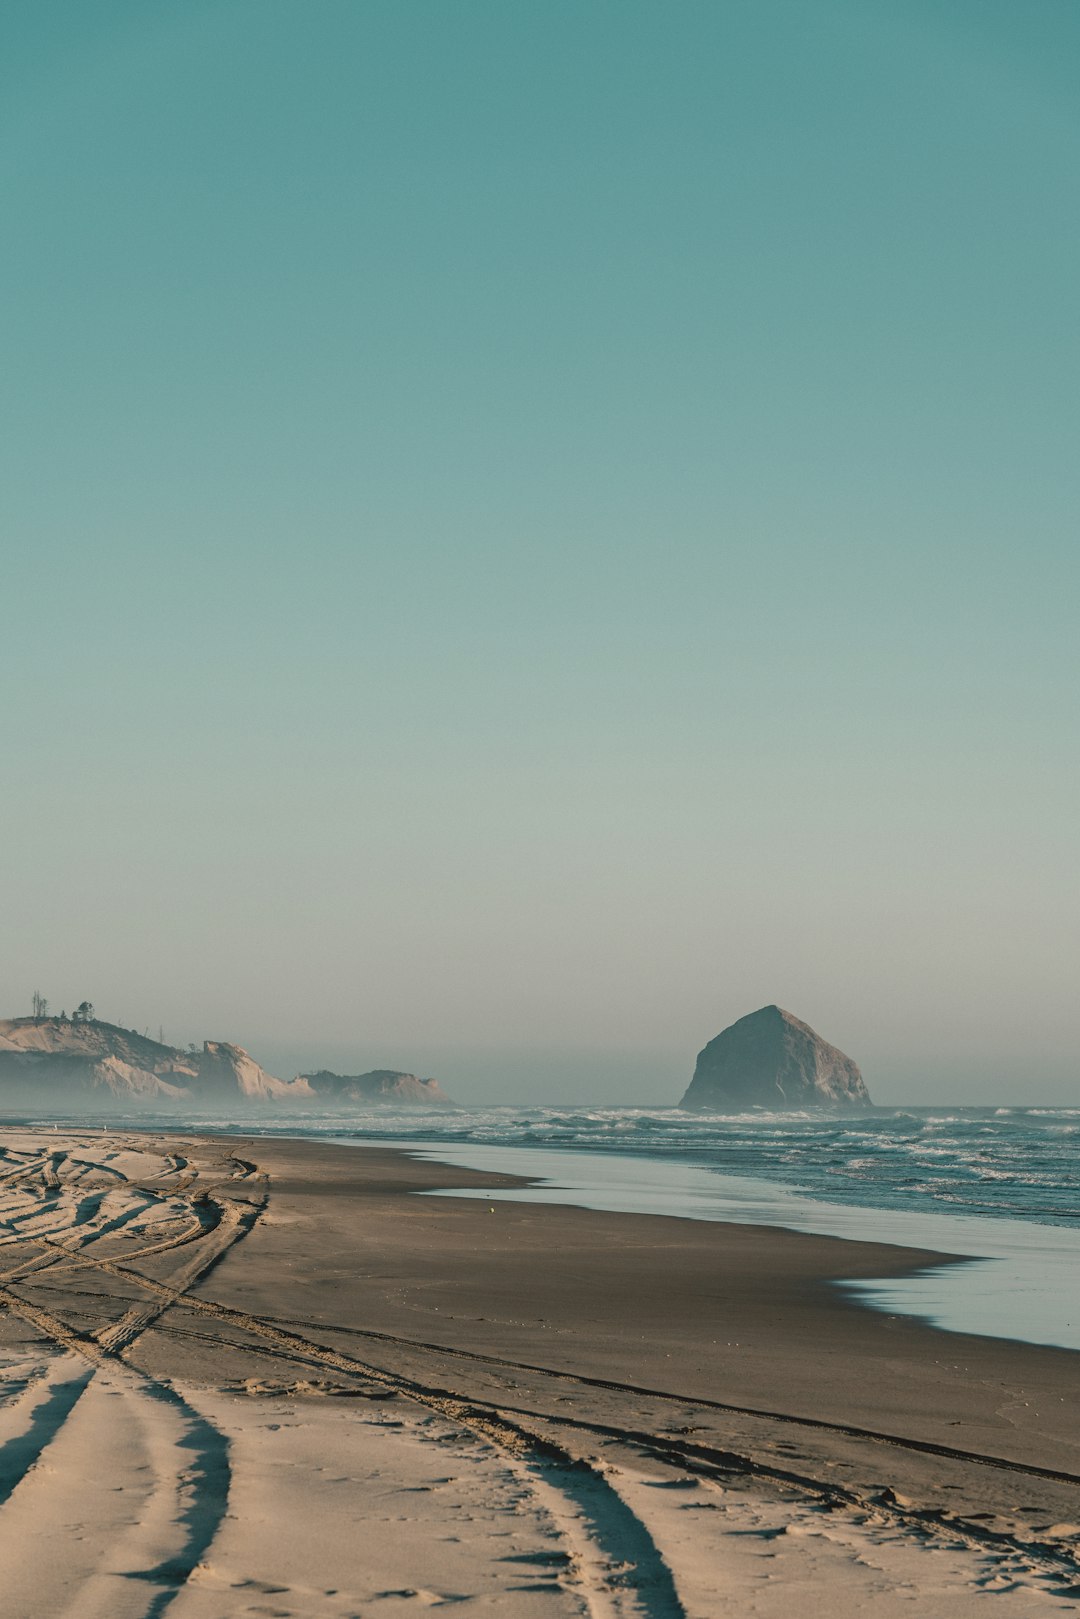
[[298, 1103, 1080, 1229]]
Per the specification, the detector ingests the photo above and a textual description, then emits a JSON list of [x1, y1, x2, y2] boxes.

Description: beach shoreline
[[0, 1125, 1077, 1614], [353, 1130, 1080, 1353]]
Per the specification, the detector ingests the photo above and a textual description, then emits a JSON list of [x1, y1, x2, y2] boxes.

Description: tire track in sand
[[0, 1140, 686, 1619], [0, 1141, 253, 1619]]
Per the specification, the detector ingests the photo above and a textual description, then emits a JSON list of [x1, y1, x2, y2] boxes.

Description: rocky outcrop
[[88, 1056, 193, 1102], [0, 1017, 451, 1108], [0, 1018, 196, 1107], [0, 1019, 310, 1106], [195, 1041, 313, 1102], [0, 1050, 194, 1107], [302, 1069, 453, 1106], [680, 1005, 871, 1111], [0, 1017, 191, 1071]]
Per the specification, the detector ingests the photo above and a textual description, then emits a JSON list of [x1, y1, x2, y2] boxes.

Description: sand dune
[[0, 1129, 1076, 1616]]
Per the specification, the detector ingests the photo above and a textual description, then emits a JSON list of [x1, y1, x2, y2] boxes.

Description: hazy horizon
[[4, 3, 1077, 1109], [4, 1000, 1076, 1110]]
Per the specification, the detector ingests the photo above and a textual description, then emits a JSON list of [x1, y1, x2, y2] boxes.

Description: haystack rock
[[302, 1069, 453, 1106], [680, 1005, 871, 1111]]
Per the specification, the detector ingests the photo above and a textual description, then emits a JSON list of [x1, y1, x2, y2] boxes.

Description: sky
[[1, 1, 1077, 1105]]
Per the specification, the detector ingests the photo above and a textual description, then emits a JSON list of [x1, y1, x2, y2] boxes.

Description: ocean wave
[[71, 1101, 1078, 1233]]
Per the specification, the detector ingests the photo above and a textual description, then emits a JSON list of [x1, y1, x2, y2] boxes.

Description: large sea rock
[[680, 1005, 871, 1111]]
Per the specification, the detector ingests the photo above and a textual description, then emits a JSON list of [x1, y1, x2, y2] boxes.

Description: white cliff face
[[0, 1018, 447, 1107], [680, 1005, 871, 1111], [88, 1057, 193, 1101], [0, 1018, 182, 1066], [0, 1020, 304, 1105], [0, 1018, 199, 1104], [196, 1041, 313, 1101]]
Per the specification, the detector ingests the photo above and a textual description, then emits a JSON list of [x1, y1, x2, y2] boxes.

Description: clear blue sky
[[2, 1, 1077, 1103]]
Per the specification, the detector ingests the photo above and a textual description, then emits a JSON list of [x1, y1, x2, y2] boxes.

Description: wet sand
[[0, 1128, 1077, 1615]]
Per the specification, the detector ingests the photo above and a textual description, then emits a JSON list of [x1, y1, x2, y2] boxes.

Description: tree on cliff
[[73, 1001, 96, 1024]]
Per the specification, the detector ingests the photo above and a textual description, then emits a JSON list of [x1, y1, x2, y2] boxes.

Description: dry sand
[[0, 1128, 1077, 1616]]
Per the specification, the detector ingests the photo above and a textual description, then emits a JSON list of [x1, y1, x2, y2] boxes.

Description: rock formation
[[196, 1040, 312, 1102], [680, 1005, 870, 1111], [302, 1069, 452, 1106], [0, 1017, 453, 1108], [0, 1018, 200, 1106], [0, 1017, 186, 1069]]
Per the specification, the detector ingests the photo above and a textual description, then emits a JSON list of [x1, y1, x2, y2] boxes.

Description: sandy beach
[[0, 1127, 1077, 1616]]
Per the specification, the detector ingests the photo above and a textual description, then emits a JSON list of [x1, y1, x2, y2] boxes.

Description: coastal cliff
[[0, 1017, 451, 1108], [302, 1069, 452, 1105]]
